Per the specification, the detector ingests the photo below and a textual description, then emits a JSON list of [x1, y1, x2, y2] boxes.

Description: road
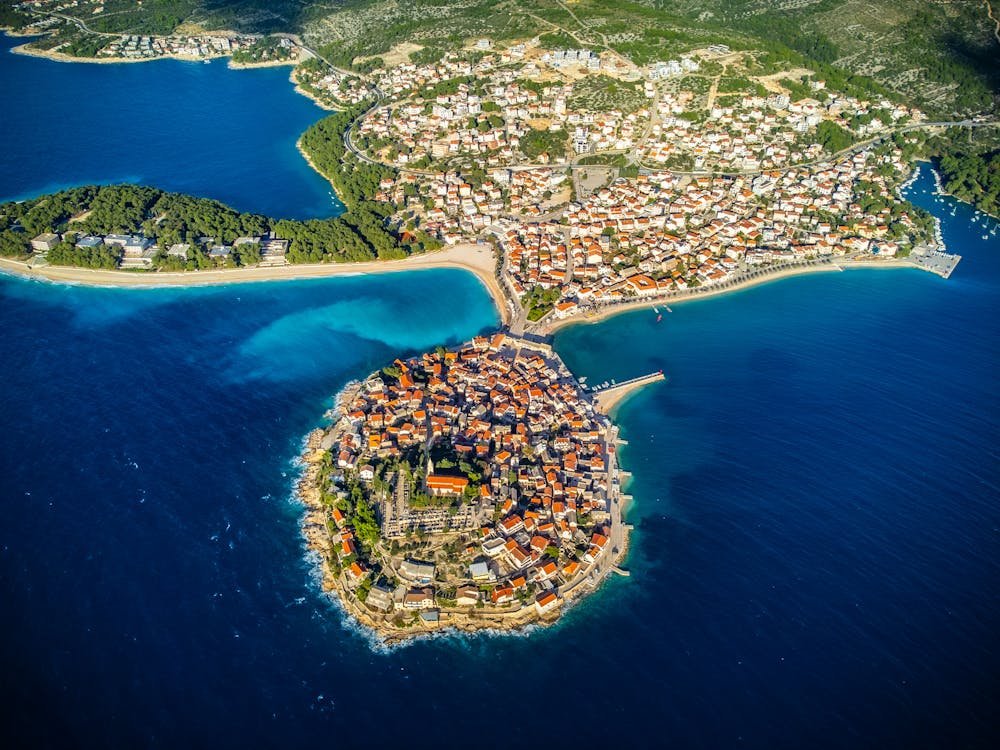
[[986, 0, 1000, 44], [36, 10, 121, 37], [290, 40, 396, 175], [636, 119, 1000, 177], [557, 425, 630, 601]]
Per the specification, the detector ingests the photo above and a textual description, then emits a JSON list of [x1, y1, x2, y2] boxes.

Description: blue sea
[[0, 34, 339, 219], [1, 38, 999, 749]]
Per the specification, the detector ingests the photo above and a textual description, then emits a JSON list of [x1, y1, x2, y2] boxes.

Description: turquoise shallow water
[[0, 35, 997, 747], [0, 34, 340, 219]]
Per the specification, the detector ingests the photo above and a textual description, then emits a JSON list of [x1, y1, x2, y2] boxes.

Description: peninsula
[[296, 333, 659, 641], [1, 0, 995, 643]]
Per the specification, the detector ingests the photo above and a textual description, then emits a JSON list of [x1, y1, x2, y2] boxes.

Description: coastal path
[[533, 257, 844, 335], [557, 425, 633, 601], [986, 1, 1000, 44]]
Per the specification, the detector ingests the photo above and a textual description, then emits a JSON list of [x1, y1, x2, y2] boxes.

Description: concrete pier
[[909, 249, 962, 278]]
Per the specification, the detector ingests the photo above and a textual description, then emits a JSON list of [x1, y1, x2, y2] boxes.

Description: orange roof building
[[426, 474, 470, 497]]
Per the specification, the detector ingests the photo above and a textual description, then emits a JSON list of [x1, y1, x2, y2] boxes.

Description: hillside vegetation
[[7, 1, 997, 212], [8, 1, 996, 120]]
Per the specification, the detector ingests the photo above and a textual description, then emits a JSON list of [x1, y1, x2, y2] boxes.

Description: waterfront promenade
[[538, 252, 962, 335]]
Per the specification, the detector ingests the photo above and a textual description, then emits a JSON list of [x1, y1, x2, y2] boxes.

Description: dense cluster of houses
[[493, 144, 920, 316], [356, 35, 920, 180], [352, 38, 931, 323], [372, 124, 920, 319], [359, 42, 652, 169], [95, 34, 265, 60], [326, 334, 619, 619], [294, 65, 370, 107], [377, 168, 566, 242], [641, 87, 922, 172], [360, 73, 539, 167]]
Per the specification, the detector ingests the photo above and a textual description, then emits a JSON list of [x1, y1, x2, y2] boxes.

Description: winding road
[[986, 1, 1000, 45]]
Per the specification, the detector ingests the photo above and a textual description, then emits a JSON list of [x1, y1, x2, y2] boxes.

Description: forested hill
[[0, 178, 438, 270], [938, 149, 1000, 218]]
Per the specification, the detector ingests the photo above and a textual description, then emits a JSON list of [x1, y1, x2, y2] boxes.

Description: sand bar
[[0, 242, 509, 324]]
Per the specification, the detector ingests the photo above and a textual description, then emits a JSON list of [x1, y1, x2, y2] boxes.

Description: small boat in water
[[656, 314, 662, 323]]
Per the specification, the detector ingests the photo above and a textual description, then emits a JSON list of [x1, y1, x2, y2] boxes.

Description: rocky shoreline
[[289, 69, 339, 112]]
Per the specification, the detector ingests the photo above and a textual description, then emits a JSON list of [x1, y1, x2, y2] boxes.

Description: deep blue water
[[0, 34, 339, 219], [0, 52, 998, 748], [555, 167, 1000, 748], [0, 270, 502, 747]]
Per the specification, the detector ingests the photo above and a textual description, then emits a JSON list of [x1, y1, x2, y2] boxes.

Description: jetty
[[591, 371, 667, 414], [908, 246, 962, 279]]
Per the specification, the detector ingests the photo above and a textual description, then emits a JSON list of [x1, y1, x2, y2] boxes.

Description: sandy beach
[[543, 256, 948, 334], [542, 261, 852, 334], [0, 242, 510, 324], [593, 372, 667, 415]]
